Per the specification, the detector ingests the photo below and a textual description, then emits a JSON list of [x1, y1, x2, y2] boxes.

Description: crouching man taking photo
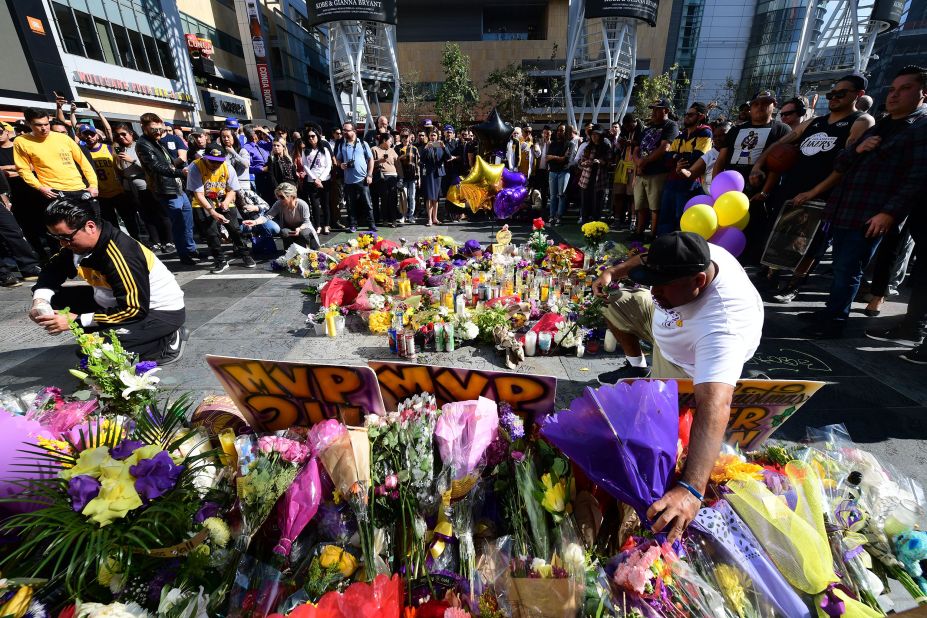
[[29, 199, 187, 365]]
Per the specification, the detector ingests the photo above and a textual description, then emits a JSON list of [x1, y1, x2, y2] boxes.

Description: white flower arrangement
[[367, 294, 387, 310]]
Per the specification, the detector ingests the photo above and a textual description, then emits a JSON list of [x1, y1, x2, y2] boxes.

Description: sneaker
[[349, 226, 357, 233], [150, 243, 162, 253], [20, 269, 41, 281], [770, 288, 799, 304], [158, 327, 188, 367], [901, 344, 927, 365], [163, 243, 176, 253], [369, 226, 378, 232], [865, 325, 924, 347], [398, 217, 405, 224], [210, 260, 230, 274], [241, 254, 257, 268], [597, 363, 650, 385], [1, 273, 22, 287], [179, 255, 199, 266]]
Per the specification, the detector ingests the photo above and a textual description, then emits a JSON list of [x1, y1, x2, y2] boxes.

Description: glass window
[[95, 18, 117, 64], [73, 9, 104, 61], [111, 23, 135, 69], [156, 39, 177, 79], [127, 28, 149, 72], [53, 2, 84, 55], [143, 34, 163, 76]]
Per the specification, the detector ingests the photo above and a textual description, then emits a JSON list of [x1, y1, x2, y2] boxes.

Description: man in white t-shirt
[[592, 231, 764, 542]]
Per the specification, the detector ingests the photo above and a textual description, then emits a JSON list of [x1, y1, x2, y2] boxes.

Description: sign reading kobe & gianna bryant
[[307, 0, 398, 27], [585, 0, 660, 27]]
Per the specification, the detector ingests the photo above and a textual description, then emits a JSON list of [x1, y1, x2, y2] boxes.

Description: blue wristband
[[677, 481, 704, 502]]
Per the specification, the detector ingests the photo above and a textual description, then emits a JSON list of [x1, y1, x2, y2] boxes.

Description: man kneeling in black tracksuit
[[29, 199, 188, 364]]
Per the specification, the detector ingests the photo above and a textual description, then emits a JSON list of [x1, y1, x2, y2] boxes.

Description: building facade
[[392, 0, 674, 127]]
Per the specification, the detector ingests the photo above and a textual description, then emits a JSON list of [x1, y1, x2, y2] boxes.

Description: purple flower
[[482, 435, 507, 469], [109, 439, 144, 461], [134, 360, 158, 375], [317, 501, 354, 541], [130, 450, 184, 502], [67, 475, 101, 512], [511, 450, 526, 462], [194, 501, 221, 524], [463, 240, 482, 255], [500, 407, 525, 441], [452, 259, 467, 268], [78, 356, 89, 370]]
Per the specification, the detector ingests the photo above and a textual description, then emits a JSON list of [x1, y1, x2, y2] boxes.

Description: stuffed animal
[[493, 325, 524, 369], [893, 530, 927, 594]]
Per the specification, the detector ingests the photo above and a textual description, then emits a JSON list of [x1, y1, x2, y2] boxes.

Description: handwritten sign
[[672, 378, 825, 449], [205, 356, 385, 430], [369, 361, 557, 421]]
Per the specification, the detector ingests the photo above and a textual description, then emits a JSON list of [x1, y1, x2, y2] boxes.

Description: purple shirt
[[243, 140, 271, 176]]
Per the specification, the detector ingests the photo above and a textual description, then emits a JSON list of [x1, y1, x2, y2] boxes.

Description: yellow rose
[[61, 446, 111, 480], [82, 476, 143, 526], [319, 545, 358, 577]]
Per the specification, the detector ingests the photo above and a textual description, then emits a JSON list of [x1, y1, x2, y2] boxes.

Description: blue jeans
[[825, 226, 882, 321], [241, 219, 280, 237], [656, 185, 695, 236], [548, 170, 570, 220], [402, 178, 417, 221], [344, 182, 374, 228], [160, 193, 196, 258]]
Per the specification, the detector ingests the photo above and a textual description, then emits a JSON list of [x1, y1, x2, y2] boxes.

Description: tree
[[434, 43, 478, 129], [398, 69, 427, 128], [707, 77, 741, 123], [484, 62, 534, 125], [631, 65, 687, 120]]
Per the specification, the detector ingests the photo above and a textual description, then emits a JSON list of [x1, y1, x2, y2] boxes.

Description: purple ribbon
[[820, 582, 856, 617]]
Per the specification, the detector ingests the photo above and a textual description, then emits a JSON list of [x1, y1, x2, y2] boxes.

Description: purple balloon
[[710, 170, 745, 200], [709, 226, 747, 257], [684, 194, 714, 212], [494, 186, 529, 219], [501, 168, 527, 189]]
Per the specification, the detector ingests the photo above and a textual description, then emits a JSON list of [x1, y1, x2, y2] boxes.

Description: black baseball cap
[[750, 90, 777, 105], [649, 98, 672, 109], [629, 232, 711, 286], [202, 142, 226, 162]]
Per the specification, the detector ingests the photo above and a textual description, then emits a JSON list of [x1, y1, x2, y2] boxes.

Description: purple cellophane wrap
[[540, 380, 678, 522], [692, 499, 811, 618], [274, 457, 322, 557]]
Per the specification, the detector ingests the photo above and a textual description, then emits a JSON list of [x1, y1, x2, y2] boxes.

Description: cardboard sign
[[205, 356, 386, 430], [667, 378, 826, 450], [369, 361, 557, 421]]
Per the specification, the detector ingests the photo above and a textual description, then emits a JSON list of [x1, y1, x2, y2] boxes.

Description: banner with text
[[369, 361, 557, 422], [585, 0, 659, 27], [206, 356, 385, 430], [651, 378, 826, 450], [243, 0, 276, 119], [308, 0, 398, 26]]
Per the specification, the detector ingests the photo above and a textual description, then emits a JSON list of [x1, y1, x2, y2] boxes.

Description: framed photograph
[[761, 200, 826, 270]]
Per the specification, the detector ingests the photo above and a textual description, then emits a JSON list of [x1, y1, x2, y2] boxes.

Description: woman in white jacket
[[300, 130, 332, 234]]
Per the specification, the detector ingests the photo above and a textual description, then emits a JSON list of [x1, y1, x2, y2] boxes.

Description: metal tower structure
[[564, 0, 637, 128], [327, 21, 400, 131], [793, 0, 897, 93]]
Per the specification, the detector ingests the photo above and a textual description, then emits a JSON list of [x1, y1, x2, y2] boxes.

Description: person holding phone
[[13, 108, 99, 212]]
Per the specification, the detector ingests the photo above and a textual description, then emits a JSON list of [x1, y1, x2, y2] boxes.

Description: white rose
[[530, 557, 547, 572], [77, 601, 150, 618], [461, 321, 479, 341], [563, 543, 585, 573]]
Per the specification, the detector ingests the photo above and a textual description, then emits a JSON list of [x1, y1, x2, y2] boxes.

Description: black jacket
[[136, 134, 185, 196]]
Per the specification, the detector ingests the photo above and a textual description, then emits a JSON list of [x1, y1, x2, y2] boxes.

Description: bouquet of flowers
[[541, 246, 578, 276], [234, 433, 311, 551], [68, 322, 160, 419], [0, 396, 218, 598], [581, 222, 610, 254]]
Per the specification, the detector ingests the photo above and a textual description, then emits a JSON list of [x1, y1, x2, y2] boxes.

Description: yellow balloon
[[714, 191, 750, 227], [680, 203, 719, 240], [461, 155, 504, 186], [731, 209, 750, 231], [446, 184, 464, 207]]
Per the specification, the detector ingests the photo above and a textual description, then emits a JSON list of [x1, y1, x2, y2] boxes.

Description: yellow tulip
[[540, 473, 567, 516], [0, 585, 32, 618]]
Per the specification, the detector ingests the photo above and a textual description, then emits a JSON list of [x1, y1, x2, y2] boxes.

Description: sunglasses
[[48, 223, 86, 243], [826, 89, 855, 100], [780, 110, 798, 117], [307, 134, 318, 138]]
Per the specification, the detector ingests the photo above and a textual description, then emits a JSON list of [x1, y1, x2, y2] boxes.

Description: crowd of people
[[0, 63, 924, 365]]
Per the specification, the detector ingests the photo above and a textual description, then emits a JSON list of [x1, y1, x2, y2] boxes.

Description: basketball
[[765, 142, 800, 173]]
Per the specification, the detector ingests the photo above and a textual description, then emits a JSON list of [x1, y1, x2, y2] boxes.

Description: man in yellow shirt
[[13, 108, 98, 211]]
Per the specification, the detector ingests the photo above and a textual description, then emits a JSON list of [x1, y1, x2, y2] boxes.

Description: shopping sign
[[369, 361, 558, 421], [204, 356, 386, 430], [648, 378, 826, 450]]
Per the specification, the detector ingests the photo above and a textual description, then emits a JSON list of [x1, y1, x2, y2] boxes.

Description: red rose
[[532, 217, 545, 230], [58, 606, 77, 618]]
